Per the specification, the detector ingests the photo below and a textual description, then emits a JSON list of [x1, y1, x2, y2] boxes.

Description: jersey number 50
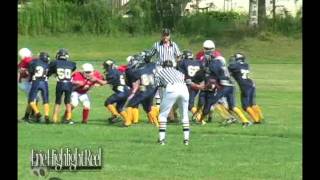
[[57, 68, 72, 80]]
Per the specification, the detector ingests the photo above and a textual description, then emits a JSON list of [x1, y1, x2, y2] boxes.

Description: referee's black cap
[[162, 28, 170, 36]]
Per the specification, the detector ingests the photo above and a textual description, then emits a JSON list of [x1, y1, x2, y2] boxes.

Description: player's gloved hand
[[185, 79, 192, 85]]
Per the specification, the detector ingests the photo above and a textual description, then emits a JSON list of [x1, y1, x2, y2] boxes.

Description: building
[[184, 0, 302, 17]]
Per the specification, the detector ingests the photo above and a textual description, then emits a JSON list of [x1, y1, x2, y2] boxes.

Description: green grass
[[18, 33, 302, 64], [18, 35, 302, 180]]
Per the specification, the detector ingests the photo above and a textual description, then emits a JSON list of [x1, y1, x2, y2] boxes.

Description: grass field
[[18, 34, 302, 180]]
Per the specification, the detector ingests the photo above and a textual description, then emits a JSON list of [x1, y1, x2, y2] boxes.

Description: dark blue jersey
[[48, 59, 76, 82], [178, 59, 203, 81], [106, 68, 129, 92], [125, 67, 140, 88], [207, 59, 233, 86], [28, 60, 49, 81], [135, 62, 156, 89], [228, 60, 253, 86]]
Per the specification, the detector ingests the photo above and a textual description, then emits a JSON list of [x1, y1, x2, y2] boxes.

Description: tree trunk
[[258, 0, 266, 28], [272, 0, 276, 20], [248, 0, 258, 28]]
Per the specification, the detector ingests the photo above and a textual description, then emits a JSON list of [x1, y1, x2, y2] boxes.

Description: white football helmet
[[18, 48, 32, 59], [82, 63, 94, 72], [203, 40, 215, 50], [126, 55, 134, 63]]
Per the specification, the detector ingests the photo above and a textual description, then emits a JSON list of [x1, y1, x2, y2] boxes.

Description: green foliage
[[176, 11, 249, 39], [120, 0, 153, 35], [265, 13, 302, 36], [18, 0, 114, 35], [18, 34, 302, 64], [18, 0, 301, 37]]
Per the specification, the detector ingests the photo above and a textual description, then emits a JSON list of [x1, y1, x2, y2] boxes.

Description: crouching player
[[228, 53, 264, 123], [28, 52, 50, 123], [71, 63, 106, 124], [123, 54, 143, 124], [199, 54, 252, 127], [125, 52, 159, 127], [102, 60, 131, 125]]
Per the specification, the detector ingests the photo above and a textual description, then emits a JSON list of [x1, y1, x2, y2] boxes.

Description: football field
[[18, 35, 302, 179]]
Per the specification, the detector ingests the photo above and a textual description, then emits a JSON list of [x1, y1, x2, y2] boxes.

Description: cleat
[[207, 116, 212, 123], [253, 121, 261, 124], [226, 118, 237, 124], [201, 121, 206, 125], [158, 139, 165, 145], [44, 116, 50, 124], [183, 139, 189, 146], [21, 116, 32, 123], [242, 121, 253, 128], [108, 116, 121, 124], [62, 119, 74, 124], [34, 113, 42, 123]]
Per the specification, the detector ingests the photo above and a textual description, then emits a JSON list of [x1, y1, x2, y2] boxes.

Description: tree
[[272, 0, 276, 21], [258, 0, 266, 27], [155, 0, 190, 29], [248, 0, 258, 27]]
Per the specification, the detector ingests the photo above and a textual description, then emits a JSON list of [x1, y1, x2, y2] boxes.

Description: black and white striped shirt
[[150, 41, 181, 66], [154, 67, 185, 87]]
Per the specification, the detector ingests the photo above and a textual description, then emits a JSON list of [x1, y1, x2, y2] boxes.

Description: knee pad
[[71, 98, 79, 107], [83, 100, 91, 109]]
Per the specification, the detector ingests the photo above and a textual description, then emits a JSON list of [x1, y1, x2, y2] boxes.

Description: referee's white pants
[[159, 83, 189, 124]]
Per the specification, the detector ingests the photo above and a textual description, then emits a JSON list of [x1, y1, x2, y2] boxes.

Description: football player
[[125, 51, 159, 127], [28, 52, 50, 123], [195, 40, 222, 64], [189, 65, 236, 125], [199, 52, 252, 127], [123, 54, 144, 123], [102, 59, 131, 125], [71, 63, 106, 124], [228, 53, 264, 123], [48, 48, 76, 124], [18, 48, 38, 121], [194, 40, 231, 123], [178, 50, 202, 116]]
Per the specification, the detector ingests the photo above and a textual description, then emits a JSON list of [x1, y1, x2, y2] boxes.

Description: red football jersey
[[72, 70, 104, 94], [195, 50, 222, 62], [117, 65, 128, 73], [18, 57, 34, 79]]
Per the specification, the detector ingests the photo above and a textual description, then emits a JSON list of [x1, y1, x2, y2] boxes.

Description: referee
[[150, 28, 182, 122], [150, 28, 182, 67], [154, 60, 190, 145]]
